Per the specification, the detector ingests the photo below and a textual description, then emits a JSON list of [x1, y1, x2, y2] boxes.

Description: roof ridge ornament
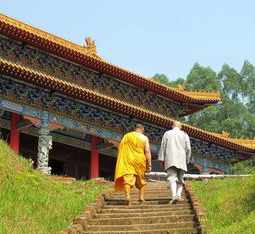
[[83, 37, 103, 61], [83, 37, 96, 54]]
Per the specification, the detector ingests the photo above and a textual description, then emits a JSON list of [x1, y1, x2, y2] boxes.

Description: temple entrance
[[49, 159, 64, 175], [1, 130, 116, 180]]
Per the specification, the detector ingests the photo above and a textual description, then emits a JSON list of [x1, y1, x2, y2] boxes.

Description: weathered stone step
[[114, 190, 171, 195], [108, 196, 175, 201], [114, 188, 170, 192], [101, 206, 192, 213], [106, 197, 187, 204], [114, 185, 169, 190], [109, 195, 173, 200], [106, 200, 170, 205], [86, 221, 195, 231], [110, 193, 172, 198], [103, 203, 190, 209], [83, 227, 198, 234], [88, 214, 195, 225], [95, 209, 193, 218]]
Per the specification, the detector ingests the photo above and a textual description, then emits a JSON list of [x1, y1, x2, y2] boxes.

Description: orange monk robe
[[114, 131, 147, 191]]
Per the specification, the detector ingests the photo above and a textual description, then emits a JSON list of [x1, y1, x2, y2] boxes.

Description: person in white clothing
[[158, 121, 191, 204]]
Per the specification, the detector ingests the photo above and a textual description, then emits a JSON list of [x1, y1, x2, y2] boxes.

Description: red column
[[90, 136, 100, 178], [10, 113, 20, 154]]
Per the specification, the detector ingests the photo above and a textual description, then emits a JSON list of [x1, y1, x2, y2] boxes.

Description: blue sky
[[1, 0, 255, 80]]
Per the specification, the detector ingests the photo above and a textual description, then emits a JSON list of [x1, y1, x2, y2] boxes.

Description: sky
[[1, 0, 255, 80]]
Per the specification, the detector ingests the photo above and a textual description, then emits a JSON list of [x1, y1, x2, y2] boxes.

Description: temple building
[[0, 13, 254, 179]]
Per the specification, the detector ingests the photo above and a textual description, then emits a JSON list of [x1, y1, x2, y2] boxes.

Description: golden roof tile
[[0, 13, 221, 106], [0, 13, 103, 60], [0, 58, 254, 153]]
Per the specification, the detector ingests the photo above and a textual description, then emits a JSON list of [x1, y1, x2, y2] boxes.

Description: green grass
[[192, 176, 255, 234], [0, 140, 107, 234]]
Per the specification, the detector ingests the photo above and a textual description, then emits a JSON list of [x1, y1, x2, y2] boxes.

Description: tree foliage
[[152, 62, 255, 139]]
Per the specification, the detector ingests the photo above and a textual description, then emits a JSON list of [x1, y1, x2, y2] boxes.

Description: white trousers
[[167, 167, 185, 199]]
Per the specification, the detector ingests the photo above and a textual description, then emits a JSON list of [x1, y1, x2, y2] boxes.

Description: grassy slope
[[0, 140, 106, 234], [192, 176, 255, 234]]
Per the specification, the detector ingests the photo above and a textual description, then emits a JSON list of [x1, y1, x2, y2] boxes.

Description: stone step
[[106, 200, 170, 205], [106, 196, 187, 202], [109, 197, 173, 201], [83, 227, 198, 234], [114, 190, 171, 195], [88, 214, 195, 225], [109, 194, 172, 197], [100, 206, 192, 214], [114, 185, 169, 190], [110, 193, 172, 198], [78, 182, 200, 234], [114, 188, 170, 192], [95, 210, 194, 218], [103, 203, 191, 209], [86, 221, 195, 231]]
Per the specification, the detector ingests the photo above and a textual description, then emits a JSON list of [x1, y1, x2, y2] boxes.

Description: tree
[[152, 74, 185, 88], [185, 63, 220, 91], [240, 61, 255, 114], [152, 74, 171, 86], [153, 61, 255, 139], [218, 64, 242, 101]]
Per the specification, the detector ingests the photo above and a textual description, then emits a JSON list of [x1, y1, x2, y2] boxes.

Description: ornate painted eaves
[[0, 58, 253, 154], [0, 13, 220, 108]]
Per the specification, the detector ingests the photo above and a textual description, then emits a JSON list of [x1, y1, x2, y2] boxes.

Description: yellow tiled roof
[[0, 13, 221, 105], [0, 13, 102, 60], [0, 58, 254, 153], [212, 132, 255, 150]]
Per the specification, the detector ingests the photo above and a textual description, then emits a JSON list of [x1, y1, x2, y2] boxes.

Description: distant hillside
[[192, 176, 255, 233], [0, 140, 106, 234]]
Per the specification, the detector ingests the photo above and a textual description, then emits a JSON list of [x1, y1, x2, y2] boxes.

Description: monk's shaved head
[[134, 123, 144, 130], [133, 123, 145, 133], [172, 121, 182, 129]]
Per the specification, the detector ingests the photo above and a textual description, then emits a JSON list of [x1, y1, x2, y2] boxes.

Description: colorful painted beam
[[0, 13, 220, 109]]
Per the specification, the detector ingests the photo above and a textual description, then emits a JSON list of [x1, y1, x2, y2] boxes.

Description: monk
[[113, 124, 151, 204], [158, 121, 191, 204]]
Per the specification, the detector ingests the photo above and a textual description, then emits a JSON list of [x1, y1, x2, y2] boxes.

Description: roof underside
[[0, 13, 221, 114], [0, 58, 254, 155]]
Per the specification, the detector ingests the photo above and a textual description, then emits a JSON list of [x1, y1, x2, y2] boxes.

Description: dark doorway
[[100, 154, 116, 181], [49, 159, 64, 175]]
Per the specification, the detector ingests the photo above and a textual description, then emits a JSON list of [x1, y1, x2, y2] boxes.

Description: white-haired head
[[172, 121, 182, 129]]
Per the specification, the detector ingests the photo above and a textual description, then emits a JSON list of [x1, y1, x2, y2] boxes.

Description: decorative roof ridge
[[180, 90, 220, 99], [150, 80, 221, 100], [230, 139, 255, 150], [0, 13, 103, 60], [0, 13, 221, 105], [211, 131, 255, 149], [0, 58, 253, 153]]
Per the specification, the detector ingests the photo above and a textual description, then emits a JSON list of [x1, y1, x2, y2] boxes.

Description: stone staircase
[[82, 181, 202, 234]]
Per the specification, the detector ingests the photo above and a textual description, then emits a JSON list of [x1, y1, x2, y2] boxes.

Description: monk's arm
[[185, 134, 192, 163], [158, 133, 166, 162], [107, 139, 119, 148], [158, 133, 167, 168], [144, 137, 152, 171]]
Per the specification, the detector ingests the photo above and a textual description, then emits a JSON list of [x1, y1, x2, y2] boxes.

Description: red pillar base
[[10, 113, 20, 154], [90, 136, 100, 179]]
